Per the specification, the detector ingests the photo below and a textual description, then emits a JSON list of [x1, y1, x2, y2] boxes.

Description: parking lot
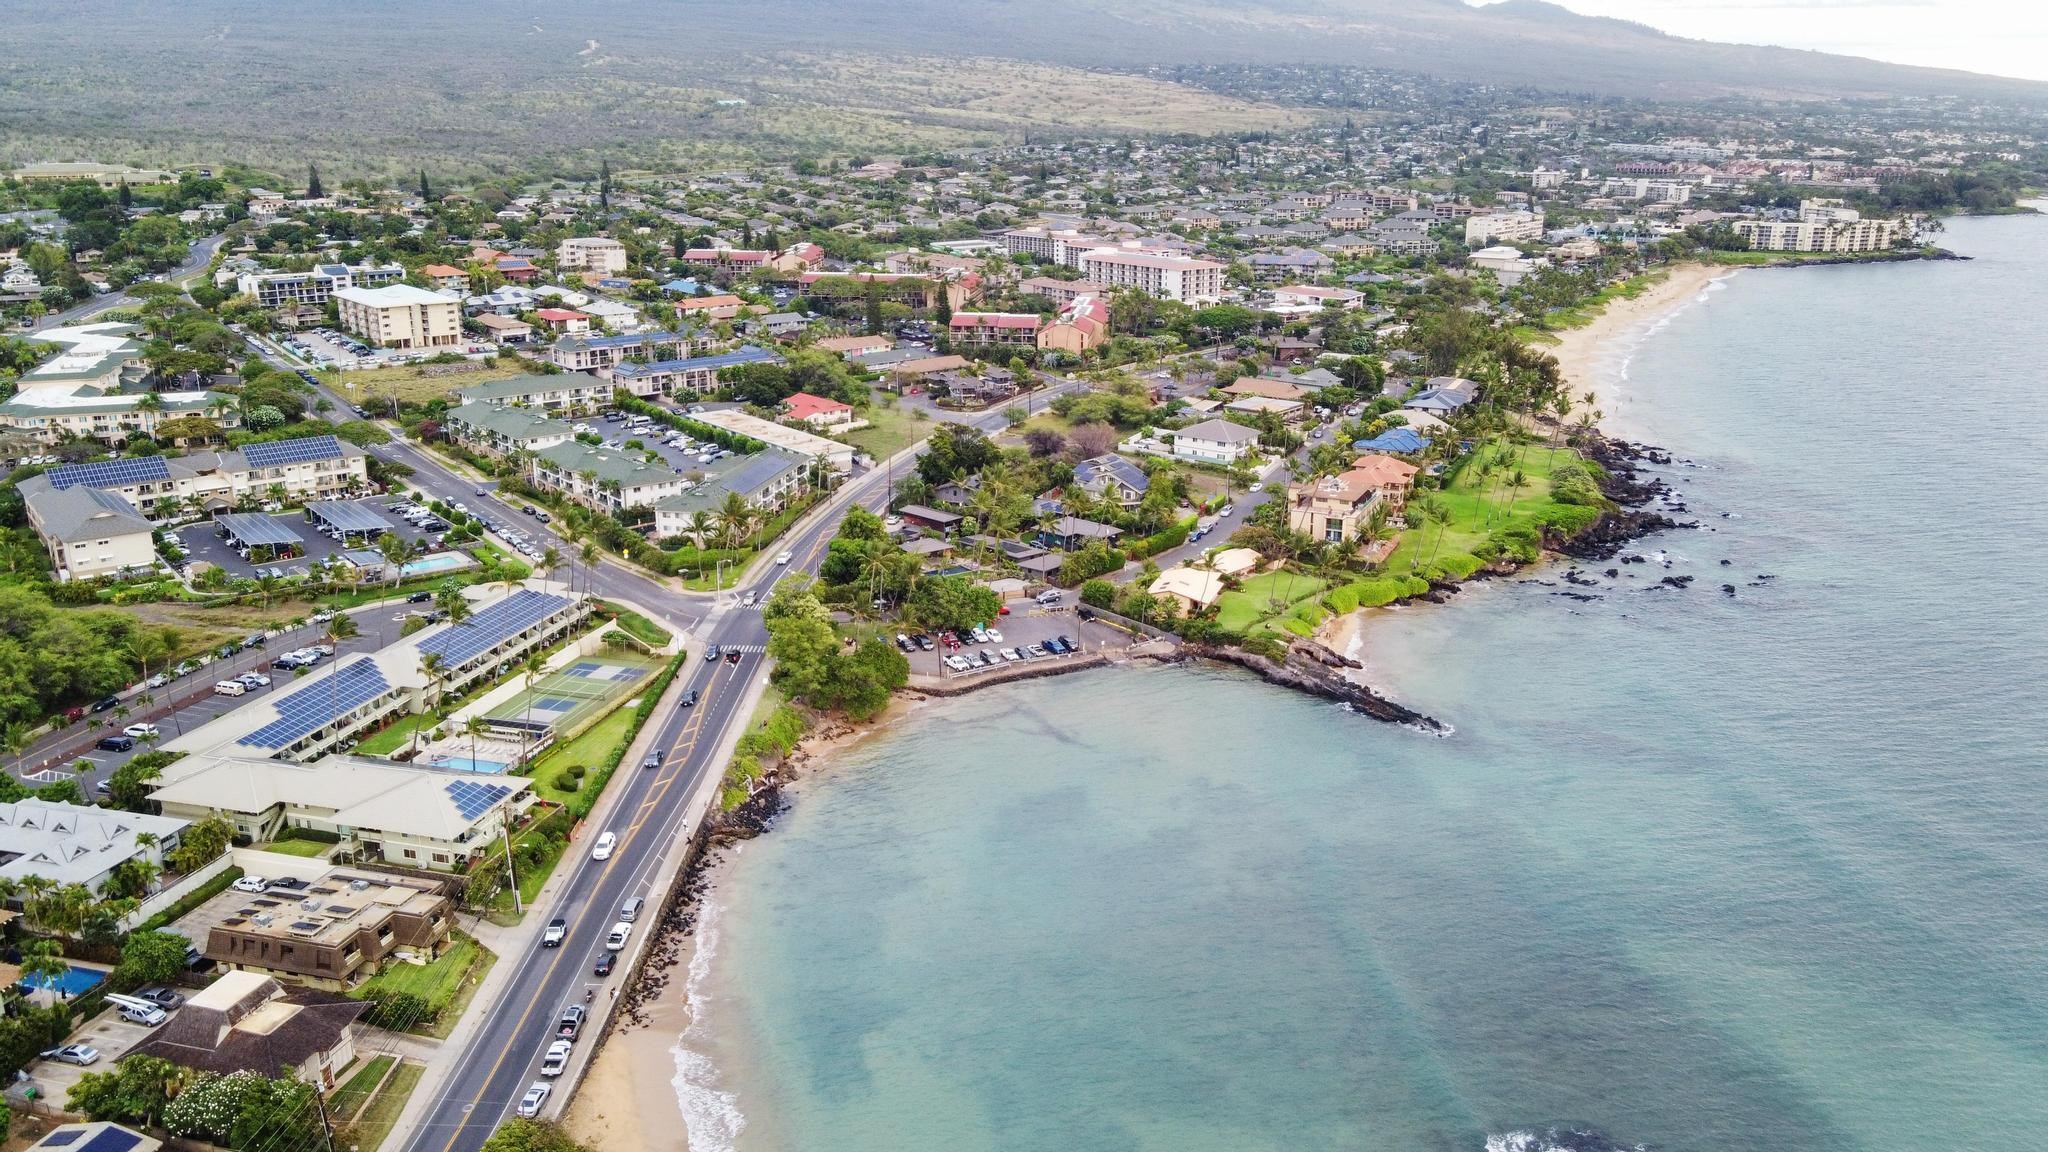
[[23, 1008, 160, 1102], [278, 327, 502, 372], [170, 499, 446, 580], [901, 597, 1131, 680], [581, 409, 749, 477]]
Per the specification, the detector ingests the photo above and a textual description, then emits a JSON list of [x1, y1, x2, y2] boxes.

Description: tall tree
[[598, 158, 611, 209], [419, 169, 433, 202], [306, 163, 323, 199]]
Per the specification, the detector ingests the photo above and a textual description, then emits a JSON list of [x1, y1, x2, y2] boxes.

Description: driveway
[[24, 1009, 162, 1102]]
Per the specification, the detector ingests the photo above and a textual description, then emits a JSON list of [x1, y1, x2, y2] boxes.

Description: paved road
[[27, 233, 226, 331]]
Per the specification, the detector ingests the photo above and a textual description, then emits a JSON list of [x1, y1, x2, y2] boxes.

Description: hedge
[[1324, 575, 1433, 615], [1123, 517, 1195, 560], [612, 392, 768, 454]]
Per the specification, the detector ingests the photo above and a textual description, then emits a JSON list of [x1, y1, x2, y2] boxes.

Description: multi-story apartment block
[[1001, 228, 1109, 269], [1732, 215, 1907, 253], [681, 247, 773, 275], [17, 433, 371, 523], [443, 404, 577, 458], [189, 867, 455, 991], [546, 330, 702, 373], [948, 312, 1043, 345], [333, 285, 461, 350], [1017, 276, 1112, 306], [1465, 210, 1546, 246], [555, 236, 629, 274], [1601, 178, 1693, 204], [607, 346, 783, 396], [1078, 249, 1225, 303], [529, 440, 690, 512], [235, 263, 404, 309]]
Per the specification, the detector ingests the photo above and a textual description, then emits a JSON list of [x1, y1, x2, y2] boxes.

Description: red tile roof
[[783, 392, 853, 421]]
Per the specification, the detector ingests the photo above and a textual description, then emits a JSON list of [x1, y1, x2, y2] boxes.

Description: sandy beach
[[558, 704, 908, 1152], [1545, 261, 1732, 438]]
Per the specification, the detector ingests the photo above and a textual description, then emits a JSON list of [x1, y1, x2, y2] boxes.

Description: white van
[[619, 897, 645, 923], [591, 831, 617, 861], [213, 680, 247, 697]]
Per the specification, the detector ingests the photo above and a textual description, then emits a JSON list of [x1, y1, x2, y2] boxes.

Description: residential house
[[1148, 567, 1224, 617], [1071, 453, 1150, 507], [1353, 427, 1432, 455], [896, 505, 964, 534], [1286, 468, 1388, 546], [1348, 454, 1421, 518], [128, 971, 368, 1089], [1225, 394, 1306, 425], [471, 313, 534, 343], [1036, 515, 1123, 551], [1171, 418, 1261, 465], [532, 308, 591, 335], [419, 263, 471, 293], [814, 334, 893, 357], [781, 392, 857, 430], [1271, 285, 1363, 312], [25, 1124, 159, 1152]]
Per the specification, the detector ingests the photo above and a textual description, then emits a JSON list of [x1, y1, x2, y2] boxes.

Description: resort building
[[234, 263, 404, 309], [334, 284, 462, 350], [606, 346, 783, 397], [688, 408, 856, 473], [529, 440, 691, 511], [555, 236, 629, 274], [1036, 294, 1109, 354], [0, 799, 188, 890], [23, 485, 156, 582], [17, 434, 371, 527], [443, 404, 577, 458], [1464, 210, 1546, 246], [1077, 249, 1226, 303], [948, 312, 1042, 345], [652, 449, 812, 539], [1733, 208, 1908, 253]]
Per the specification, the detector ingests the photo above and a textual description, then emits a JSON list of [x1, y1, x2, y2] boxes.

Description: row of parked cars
[[943, 635, 1080, 674], [519, 888, 650, 1117]]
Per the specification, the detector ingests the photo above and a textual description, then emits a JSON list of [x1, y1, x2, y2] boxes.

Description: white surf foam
[[670, 895, 746, 1152]]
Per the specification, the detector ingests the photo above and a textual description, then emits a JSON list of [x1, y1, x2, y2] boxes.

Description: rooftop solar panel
[[238, 658, 392, 749], [38, 1132, 85, 1149], [45, 455, 172, 491], [417, 589, 567, 668], [75, 1130, 146, 1152], [445, 779, 514, 821], [242, 435, 343, 469], [305, 500, 390, 533], [213, 513, 304, 548]]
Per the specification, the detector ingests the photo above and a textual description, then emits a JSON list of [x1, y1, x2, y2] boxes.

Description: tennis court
[[483, 653, 657, 743]]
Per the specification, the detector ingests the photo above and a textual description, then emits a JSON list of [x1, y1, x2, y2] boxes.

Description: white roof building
[[0, 799, 188, 888]]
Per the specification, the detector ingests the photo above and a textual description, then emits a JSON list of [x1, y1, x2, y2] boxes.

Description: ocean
[[673, 212, 2048, 1152]]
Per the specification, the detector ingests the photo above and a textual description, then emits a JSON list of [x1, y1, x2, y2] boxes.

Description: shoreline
[[1545, 261, 1731, 439]]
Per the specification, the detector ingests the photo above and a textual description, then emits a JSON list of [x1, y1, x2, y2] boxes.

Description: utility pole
[[315, 1088, 337, 1152], [499, 800, 521, 913]]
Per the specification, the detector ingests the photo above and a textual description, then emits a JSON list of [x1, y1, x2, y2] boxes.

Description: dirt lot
[[337, 358, 531, 408]]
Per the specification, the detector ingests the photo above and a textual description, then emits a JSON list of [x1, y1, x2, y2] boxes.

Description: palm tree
[[411, 651, 448, 759], [686, 510, 718, 550], [717, 492, 755, 549], [539, 545, 561, 584], [255, 572, 282, 609], [518, 652, 548, 763], [2, 722, 34, 776], [578, 541, 599, 597], [19, 938, 69, 996], [463, 714, 487, 770], [436, 584, 472, 627]]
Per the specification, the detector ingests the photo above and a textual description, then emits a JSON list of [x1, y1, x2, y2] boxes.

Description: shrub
[[1078, 579, 1117, 609], [556, 772, 581, 792], [360, 991, 432, 1031]]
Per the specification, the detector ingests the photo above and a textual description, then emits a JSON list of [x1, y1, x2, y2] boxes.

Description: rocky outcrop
[[1178, 640, 1447, 733], [1561, 435, 1687, 561]]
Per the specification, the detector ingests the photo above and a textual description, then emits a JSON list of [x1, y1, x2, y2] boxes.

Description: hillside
[[1, 0, 2041, 178]]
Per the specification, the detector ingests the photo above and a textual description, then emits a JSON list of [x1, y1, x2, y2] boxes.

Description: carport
[[214, 513, 304, 560], [305, 500, 391, 544]]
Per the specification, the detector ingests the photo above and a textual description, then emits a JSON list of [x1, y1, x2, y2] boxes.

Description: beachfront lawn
[[1216, 569, 1330, 635], [1382, 439, 1600, 579], [844, 394, 930, 460]]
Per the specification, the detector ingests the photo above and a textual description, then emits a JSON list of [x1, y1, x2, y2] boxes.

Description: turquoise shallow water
[[680, 213, 2048, 1152]]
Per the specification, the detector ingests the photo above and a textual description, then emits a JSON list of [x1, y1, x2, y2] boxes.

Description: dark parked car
[[96, 735, 135, 752], [91, 695, 121, 713], [406, 591, 434, 603], [593, 952, 616, 977], [135, 986, 185, 1009]]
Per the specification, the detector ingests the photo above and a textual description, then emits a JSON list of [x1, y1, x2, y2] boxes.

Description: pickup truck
[[557, 1004, 586, 1040]]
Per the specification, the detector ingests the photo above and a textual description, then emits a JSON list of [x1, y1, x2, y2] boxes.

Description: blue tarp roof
[[1353, 428, 1431, 455], [660, 279, 703, 294]]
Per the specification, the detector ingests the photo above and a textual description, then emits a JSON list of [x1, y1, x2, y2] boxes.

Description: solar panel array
[[306, 500, 390, 533], [241, 434, 343, 469], [418, 589, 566, 667], [40, 1131, 85, 1148], [45, 455, 172, 491], [76, 1129, 147, 1152], [445, 779, 514, 821], [238, 658, 392, 749], [214, 513, 304, 548]]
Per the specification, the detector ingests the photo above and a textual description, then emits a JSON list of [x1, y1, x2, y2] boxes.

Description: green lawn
[[1382, 439, 1593, 577], [340, 1060, 424, 1152], [522, 703, 638, 807], [1215, 570, 1330, 634], [591, 600, 672, 647], [352, 711, 442, 757], [843, 393, 931, 459], [329, 1055, 396, 1124], [253, 838, 329, 858], [353, 932, 491, 1034]]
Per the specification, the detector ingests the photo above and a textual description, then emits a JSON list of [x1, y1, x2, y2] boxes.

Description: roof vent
[[349, 878, 371, 891]]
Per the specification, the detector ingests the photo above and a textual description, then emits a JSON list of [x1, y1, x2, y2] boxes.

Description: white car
[[1249, 482, 1265, 492], [985, 628, 1004, 644], [516, 1082, 551, 1118], [540, 1039, 573, 1077], [310, 611, 335, 624], [591, 831, 617, 861], [213, 680, 247, 697], [774, 550, 793, 565], [123, 722, 159, 738], [605, 922, 632, 951], [233, 875, 268, 893], [741, 591, 757, 606]]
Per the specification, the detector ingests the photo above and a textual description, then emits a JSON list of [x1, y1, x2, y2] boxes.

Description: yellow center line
[[432, 669, 737, 1150]]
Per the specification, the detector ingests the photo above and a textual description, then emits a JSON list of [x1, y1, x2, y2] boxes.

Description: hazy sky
[[1473, 0, 2048, 82]]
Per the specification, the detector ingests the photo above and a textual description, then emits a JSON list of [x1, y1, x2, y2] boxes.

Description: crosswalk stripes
[[722, 643, 767, 654]]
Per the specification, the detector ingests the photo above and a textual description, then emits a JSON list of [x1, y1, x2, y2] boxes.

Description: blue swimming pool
[[18, 966, 106, 997], [401, 552, 473, 576], [428, 755, 508, 774]]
